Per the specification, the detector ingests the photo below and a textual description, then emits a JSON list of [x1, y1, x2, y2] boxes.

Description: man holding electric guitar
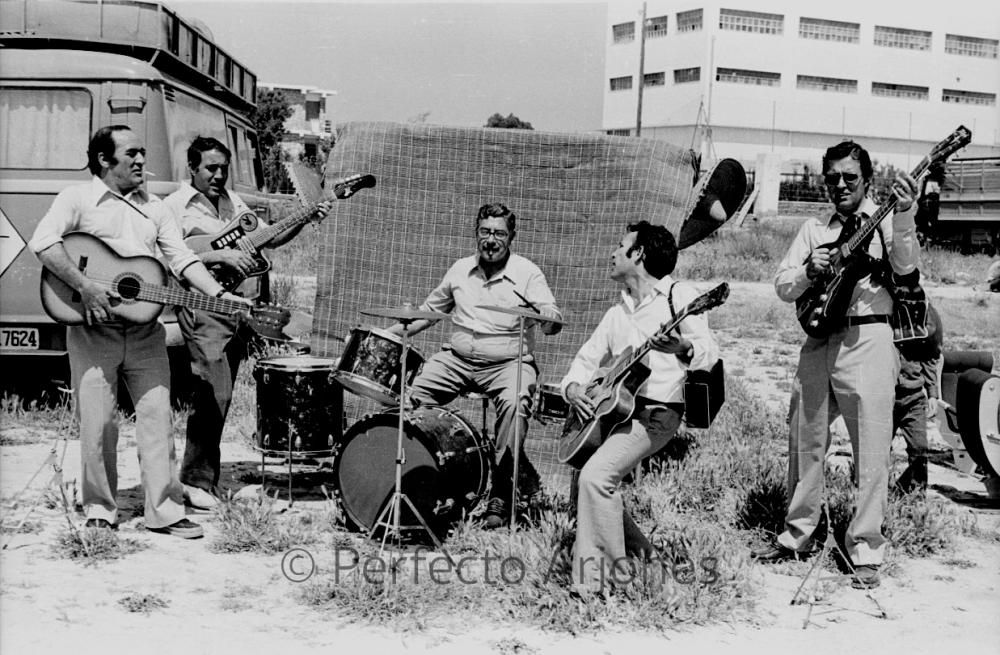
[[162, 136, 338, 510], [757, 139, 924, 589], [29, 125, 253, 539], [560, 221, 720, 594]]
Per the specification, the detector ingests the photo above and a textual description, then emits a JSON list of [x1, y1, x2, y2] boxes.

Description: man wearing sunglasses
[[387, 202, 562, 528], [756, 141, 919, 589]]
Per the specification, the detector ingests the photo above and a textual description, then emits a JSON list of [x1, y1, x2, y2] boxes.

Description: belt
[[844, 315, 890, 327]]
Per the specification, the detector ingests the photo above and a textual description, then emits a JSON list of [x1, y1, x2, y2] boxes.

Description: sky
[[167, 1, 609, 132]]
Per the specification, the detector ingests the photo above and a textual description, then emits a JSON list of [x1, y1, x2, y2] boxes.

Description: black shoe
[[483, 497, 507, 530], [84, 518, 117, 531], [752, 543, 811, 562], [147, 518, 204, 539]]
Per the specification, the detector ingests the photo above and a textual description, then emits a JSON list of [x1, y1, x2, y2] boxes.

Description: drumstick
[[512, 290, 540, 313]]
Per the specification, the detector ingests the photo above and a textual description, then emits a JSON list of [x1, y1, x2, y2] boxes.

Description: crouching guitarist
[[559, 221, 719, 595], [755, 140, 919, 590]]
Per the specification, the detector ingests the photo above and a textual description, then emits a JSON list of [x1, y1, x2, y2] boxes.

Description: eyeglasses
[[823, 171, 862, 187], [476, 228, 510, 240]]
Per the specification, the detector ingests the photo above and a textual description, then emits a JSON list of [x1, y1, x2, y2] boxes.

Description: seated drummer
[[387, 202, 562, 529]]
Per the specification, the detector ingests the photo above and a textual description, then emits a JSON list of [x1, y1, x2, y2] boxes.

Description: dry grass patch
[[210, 489, 341, 554], [118, 592, 169, 614], [51, 526, 147, 563]]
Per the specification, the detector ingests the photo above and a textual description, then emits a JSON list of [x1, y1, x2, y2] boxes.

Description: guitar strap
[[876, 226, 930, 343]]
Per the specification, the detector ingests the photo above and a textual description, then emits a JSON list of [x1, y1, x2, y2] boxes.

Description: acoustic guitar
[[40, 233, 290, 339], [558, 282, 730, 469], [185, 172, 376, 291], [795, 126, 971, 338]]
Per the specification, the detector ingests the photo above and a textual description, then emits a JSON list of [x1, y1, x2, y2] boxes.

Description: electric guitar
[[795, 126, 971, 338], [185, 172, 376, 291], [40, 233, 291, 339], [558, 282, 730, 469]]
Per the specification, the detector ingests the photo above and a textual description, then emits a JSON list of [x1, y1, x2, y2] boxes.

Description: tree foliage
[[251, 89, 294, 193], [485, 113, 534, 130]]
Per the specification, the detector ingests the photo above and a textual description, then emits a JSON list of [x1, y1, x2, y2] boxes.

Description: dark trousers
[[178, 308, 251, 490], [892, 388, 929, 491]]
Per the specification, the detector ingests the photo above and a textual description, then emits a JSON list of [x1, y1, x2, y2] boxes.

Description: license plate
[[0, 328, 39, 350]]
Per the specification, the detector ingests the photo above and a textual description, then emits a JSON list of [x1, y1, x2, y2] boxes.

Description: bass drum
[[956, 369, 1000, 477], [335, 406, 493, 536]]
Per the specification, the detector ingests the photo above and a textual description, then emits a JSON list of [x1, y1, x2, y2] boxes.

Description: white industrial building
[[602, 1, 1000, 173]]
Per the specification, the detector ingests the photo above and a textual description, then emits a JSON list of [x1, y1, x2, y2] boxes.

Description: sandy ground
[[2, 279, 998, 654]]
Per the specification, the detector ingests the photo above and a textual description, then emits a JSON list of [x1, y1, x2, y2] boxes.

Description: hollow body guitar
[[184, 172, 376, 291], [795, 126, 971, 338], [40, 233, 290, 339], [558, 282, 730, 469]]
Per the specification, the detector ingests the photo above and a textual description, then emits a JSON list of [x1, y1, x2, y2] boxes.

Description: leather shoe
[[84, 518, 117, 531], [851, 564, 880, 589], [752, 543, 811, 562], [483, 497, 507, 530], [148, 518, 204, 539], [183, 484, 219, 510]]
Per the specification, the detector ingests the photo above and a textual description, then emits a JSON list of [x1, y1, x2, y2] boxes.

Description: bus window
[[227, 122, 259, 190], [0, 87, 91, 170], [246, 130, 264, 190], [164, 86, 227, 181]]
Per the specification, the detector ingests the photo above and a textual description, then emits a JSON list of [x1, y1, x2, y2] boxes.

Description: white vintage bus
[[0, 0, 280, 391]]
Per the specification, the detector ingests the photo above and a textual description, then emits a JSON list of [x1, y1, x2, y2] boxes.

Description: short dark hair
[[86, 125, 132, 175], [627, 220, 677, 279], [187, 136, 231, 170], [475, 203, 516, 234], [822, 140, 873, 182]]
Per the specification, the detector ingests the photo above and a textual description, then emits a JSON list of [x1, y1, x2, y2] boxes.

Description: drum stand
[[369, 317, 447, 555], [509, 315, 528, 536]]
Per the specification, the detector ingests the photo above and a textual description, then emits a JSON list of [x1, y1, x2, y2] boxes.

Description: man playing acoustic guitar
[[29, 125, 250, 538], [756, 141, 919, 589], [560, 221, 719, 594], [162, 137, 331, 509]]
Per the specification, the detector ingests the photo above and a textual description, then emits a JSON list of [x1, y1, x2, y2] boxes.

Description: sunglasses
[[823, 171, 862, 187]]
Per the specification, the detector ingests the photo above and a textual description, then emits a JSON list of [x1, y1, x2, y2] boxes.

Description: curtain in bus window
[[164, 88, 227, 182], [0, 88, 90, 169]]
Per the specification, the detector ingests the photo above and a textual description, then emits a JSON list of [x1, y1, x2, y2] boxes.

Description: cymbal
[[360, 306, 449, 321], [476, 304, 565, 325]]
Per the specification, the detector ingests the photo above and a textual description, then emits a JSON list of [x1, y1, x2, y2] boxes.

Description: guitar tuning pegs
[[819, 294, 828, 302]]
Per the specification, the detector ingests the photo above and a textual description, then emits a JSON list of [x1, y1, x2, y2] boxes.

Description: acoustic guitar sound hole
[[116, 275, 141, 300]]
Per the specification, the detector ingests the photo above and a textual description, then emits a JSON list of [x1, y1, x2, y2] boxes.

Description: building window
[[607, 128, 631, 136], [674, 67, 701, 84], [643, 72, 666, 87], [799, 17, 859, 43], [942, 89, 996, 106], [676, 9, 703, 33], [797, 75, 857, 93], [610, 76, 633, 92], [613, 22, 635, 43], [719, 9, 783, 35], [945, 33, 999, 59], [647, 15, 668, 38], [872, 82, 929, 100], [874, 25, 931, 51], [716, 67, 781, 87]]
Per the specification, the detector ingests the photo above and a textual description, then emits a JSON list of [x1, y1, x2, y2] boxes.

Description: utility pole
[[635, 1, 646, 137]]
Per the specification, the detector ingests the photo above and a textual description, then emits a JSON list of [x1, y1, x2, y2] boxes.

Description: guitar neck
[[605, 309, 689, 384], [130, 282, 245, 315], [846, 153, 934, 253], [245, 196, 326, 250]]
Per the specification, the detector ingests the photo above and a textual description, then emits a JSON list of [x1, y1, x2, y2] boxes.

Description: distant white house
[[602, 0, 1000, 172], [258, 82, 336, 162]]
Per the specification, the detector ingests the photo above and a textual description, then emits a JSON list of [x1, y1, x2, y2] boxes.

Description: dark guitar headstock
[[685, 282, 731, 316], [929, 126, 972, 166], [330, 172, 377, 200]]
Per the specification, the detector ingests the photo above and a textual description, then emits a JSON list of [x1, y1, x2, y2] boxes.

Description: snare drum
[[534, 383, 568, 422], [335, 327, 425, 405], [335, 406, 493, 536], [254, 356, 343, 455]]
